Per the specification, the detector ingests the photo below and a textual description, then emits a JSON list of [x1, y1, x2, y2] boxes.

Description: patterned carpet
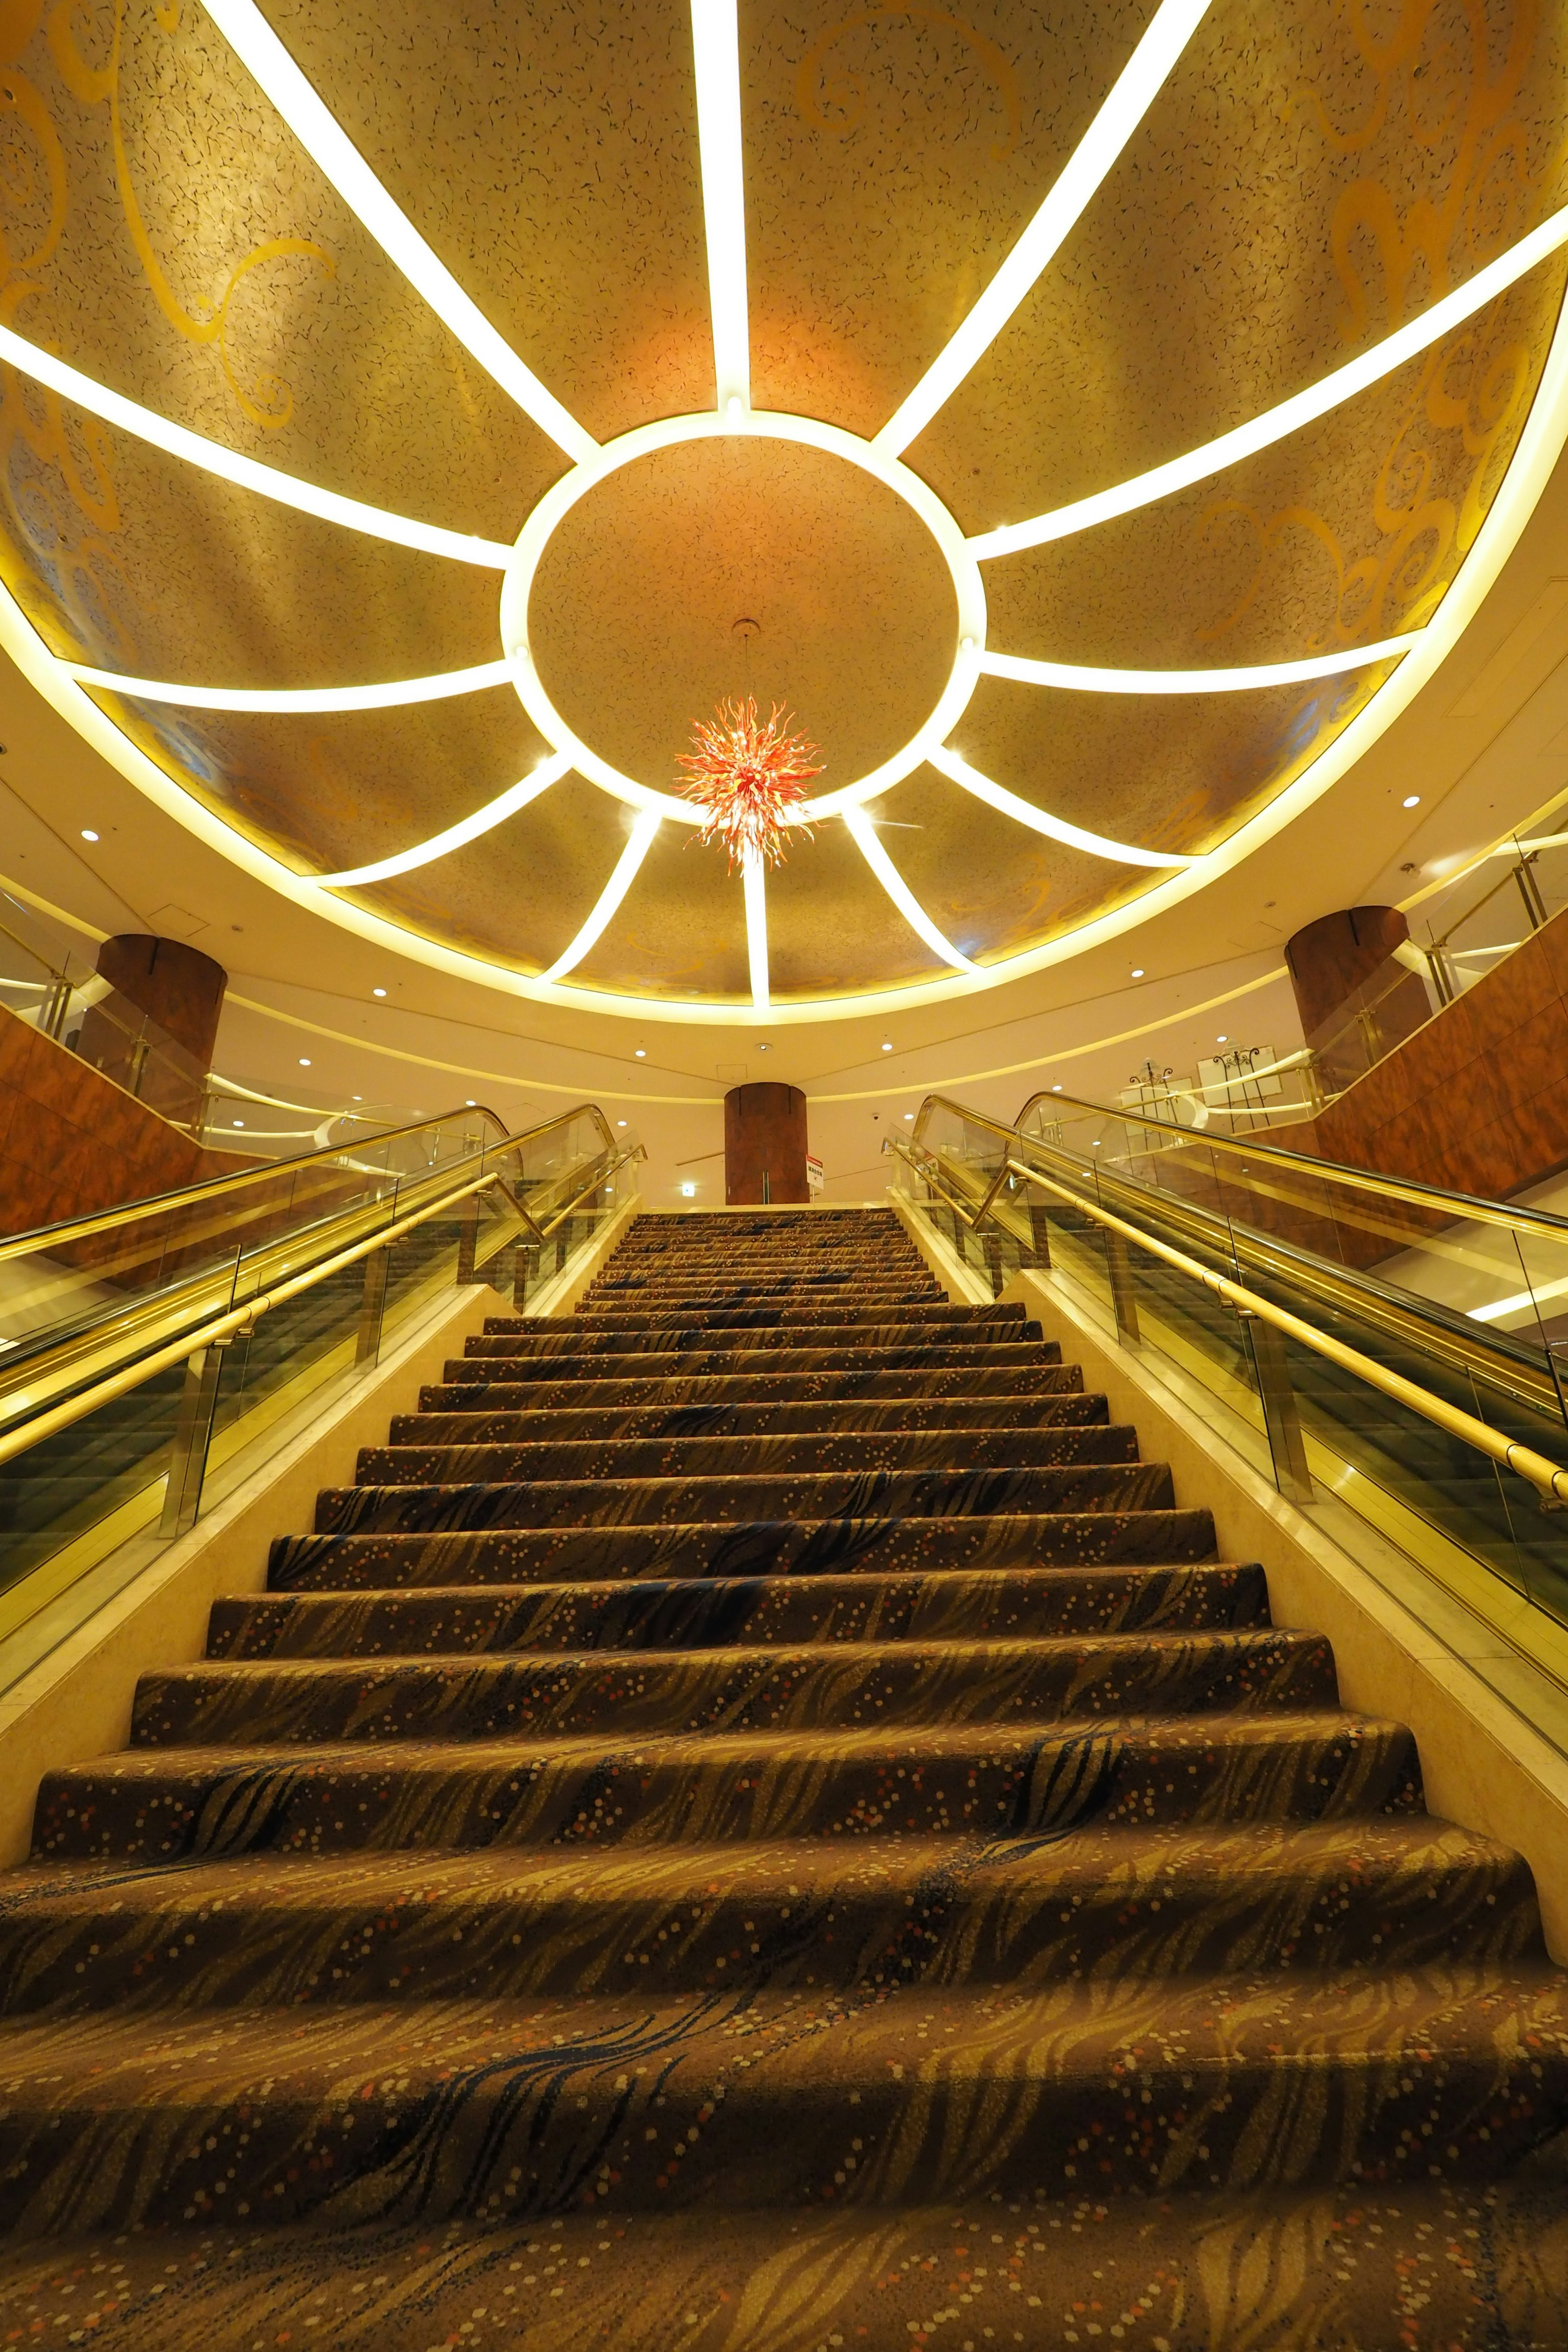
[[1, 1205, 1566, 2347]]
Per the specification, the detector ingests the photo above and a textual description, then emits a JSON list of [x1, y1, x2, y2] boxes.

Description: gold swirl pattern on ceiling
[[0, 0, 1561, 1022]]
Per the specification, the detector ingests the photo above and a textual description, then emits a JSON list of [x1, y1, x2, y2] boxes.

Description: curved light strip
[[743, 849, 770, 1009], [979, 634, 1419, 694], [691, 0, 750, 415], [535, 808, 663, 984], [969, 201, 1568, 563], [927, 744, 1197, 868], [316, 751, 573, 887], [843, 805, 982, 972], [67, 657, 515, 714], [876, 0, 1214, 457], [200, 0, 595, 466], [0, 324, 515, 569], [500, 408, 988, 824]]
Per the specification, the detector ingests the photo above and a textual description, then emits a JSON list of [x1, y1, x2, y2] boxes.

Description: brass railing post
[[1242, 1309, 1314, 1504], [513, 1241, 541, 1314], [1027, 1198, 1053, 1268], [1104, 1230, 1140, 1344], [356, 1245, 390, 1368], [160, 1339, 228, 1538]]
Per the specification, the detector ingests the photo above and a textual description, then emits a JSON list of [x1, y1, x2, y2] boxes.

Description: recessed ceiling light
[[372, 986, 387, 997], [80, 828, 98, 842], [617, 1119, 627, 1127], [635, 1046, 646, 1058], [465, 1099, 476, 1107], [352, 1094, 362, 1101], [298, 1056, 312, 1067], [681, 1180, 695, 1196], [881, 1038, 893, 1052], [1130, 966, 1145, 977], [1402, 794, 1421, 808], [902, 1111, 913, 1120], [1216, 1034, 1228, 1043], [232, 1119, 244, 1127]]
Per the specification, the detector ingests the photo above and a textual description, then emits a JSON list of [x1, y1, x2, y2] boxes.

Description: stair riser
[[439, 1342, 1063, 1383], [210, 1564, 1272, 1659], [32, 1718, 1423, 1864], [131, 1633, 1337, 1747], [392, 1395, 1110, 1444], [353, 1427, 1142, 1486], [463, 1322, 1044, 1357], [315, 1465, 1178, 1536], [419, 1361, 1082, 1409], [269, 1510, 1220, 1593]]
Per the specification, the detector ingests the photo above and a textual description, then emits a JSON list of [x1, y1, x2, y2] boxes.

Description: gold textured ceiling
[[0, 0, 1566, 1019]]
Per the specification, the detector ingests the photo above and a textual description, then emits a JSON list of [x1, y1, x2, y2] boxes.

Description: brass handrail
[[0, 1099, 616, 1265], [0, 1138, 643, 1470]]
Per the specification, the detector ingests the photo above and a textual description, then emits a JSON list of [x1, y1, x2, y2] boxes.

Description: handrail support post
[[356, 1245, 390, 1368], [160, 1339, 228, 1539], [1242, 1309, 1314, 1505], [1105, 1229, 1141, 1345]]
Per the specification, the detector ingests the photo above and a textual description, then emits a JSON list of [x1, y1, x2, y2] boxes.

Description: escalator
[[0, 1101, 642, 1644], [892, 1086, 1568, 1644]]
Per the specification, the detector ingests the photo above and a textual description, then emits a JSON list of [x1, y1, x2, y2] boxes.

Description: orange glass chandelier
[[677, 695, 822, 868]]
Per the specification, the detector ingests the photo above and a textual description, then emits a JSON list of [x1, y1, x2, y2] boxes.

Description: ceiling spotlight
[[372, 986, 387, 997], [352, 1095, 362, 1101], [465, 1099, 476, 1107], [298, 1056, 312, 1067], [681, 1180, 696, 1197], [1402, 793, 1421, 808], [635, 1046, 646, 1059], [1216, 1034, 1228, 1044], [902, 1111, 913, 1120], [80, 828, 99, 842], [880, 1038, 893, 1053], [232, 1119, 244, 1128], [1130, 966, 1145, 978], [1051, 1084, 1062, 1092], [756, 1042, 772, 1054], [617, 1119, 627, 1128]]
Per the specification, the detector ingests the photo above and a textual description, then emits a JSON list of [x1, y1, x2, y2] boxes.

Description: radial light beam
[[843, 806, 982, 971], [0, 325, 515, 567], [743, 847, 770, 1006], [69, 658, 517, 713], [317, 752, 573, 887], [536, 809, 663, 984], [201, 0, 597, 464], [875, 0, 1214, 457], [979, 635, 1420, 693], [690, 0, 751, 416], [928, 745, 1197, 867], [969, 201, 1568, 561]]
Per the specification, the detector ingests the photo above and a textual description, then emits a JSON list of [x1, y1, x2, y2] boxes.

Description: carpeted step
[[3, 1962, 1562, 2238], [419, 1357, 1082, 1410], [438, 1339, 1060, 1383], [31, 1708, 1423, 1865], [128, 1628, 1337, 1748], [212, 1562, 1269, 1659], [390, 1391, 1111, 1443], [522, 1302, 1003, 1331], [0, 1821, 1540, 2019], [3, 2187, 1564, 2350], [269, 1509, 1221, 1592], [315, 1461, 1177, 1536], [352, 1424, 1143, 1486]]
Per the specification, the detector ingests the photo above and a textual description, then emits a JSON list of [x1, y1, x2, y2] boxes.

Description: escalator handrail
[[1001, 1085, 1568, 1245], [887, 1129, 1568, 1507], [0, 1137, 644, 1470], [0, 1099, 617, 1265]]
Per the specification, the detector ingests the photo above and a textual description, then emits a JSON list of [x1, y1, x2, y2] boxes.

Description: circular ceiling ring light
[[498, 408, 988, 826]]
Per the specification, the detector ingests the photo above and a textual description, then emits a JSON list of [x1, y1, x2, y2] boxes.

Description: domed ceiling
[[1, 0, 1567, 1021]]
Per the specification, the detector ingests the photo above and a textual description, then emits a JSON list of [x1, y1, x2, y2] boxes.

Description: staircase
[[0, 1205, 1565, 2345]]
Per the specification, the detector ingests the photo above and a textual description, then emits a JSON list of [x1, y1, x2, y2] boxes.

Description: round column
[[1284, 904, 1430, 1082], [724, 1082, 808, 1205], [82, 935, 227, 1123]]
